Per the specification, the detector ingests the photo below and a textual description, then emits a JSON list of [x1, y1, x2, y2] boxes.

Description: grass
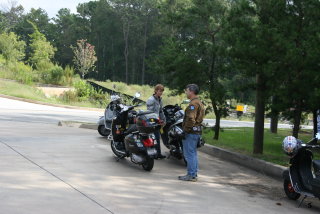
[[202, 127, 319, 166], [0, 79, 101, 108], [92, 80, 187, 106]]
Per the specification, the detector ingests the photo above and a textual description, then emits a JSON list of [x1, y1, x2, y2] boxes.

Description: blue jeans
[[182, 133, 200, 177], [154, 129, 162, 155]]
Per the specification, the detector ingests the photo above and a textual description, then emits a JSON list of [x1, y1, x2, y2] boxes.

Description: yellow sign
[[236, 105, 244, 112]]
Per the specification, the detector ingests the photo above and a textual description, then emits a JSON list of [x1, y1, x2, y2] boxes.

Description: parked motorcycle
[[110, 102, 160, 171], [161, 103, 205, 164], [97, 92, 141, 137], [282, 133, 320, 208]]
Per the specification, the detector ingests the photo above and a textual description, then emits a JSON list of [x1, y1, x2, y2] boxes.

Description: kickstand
[[298, 195, 307, 208], [116, 155, 125, 162]]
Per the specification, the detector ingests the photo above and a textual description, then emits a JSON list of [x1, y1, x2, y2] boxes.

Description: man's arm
[[146, 97, 155, 113]]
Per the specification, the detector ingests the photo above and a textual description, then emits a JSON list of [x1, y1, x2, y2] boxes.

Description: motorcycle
[[110, 101, 160, 171], [97, 92, 141, 137], [282, 133, 320, 208], [161, 103, 205, 165]]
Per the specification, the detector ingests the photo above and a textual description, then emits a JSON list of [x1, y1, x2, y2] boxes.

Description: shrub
[[38, 64, 64, 85], [63, 65, 74, 86], [61, 90, 78, 103], [49, 66, 64, 85], [74, 80, 95, 100]]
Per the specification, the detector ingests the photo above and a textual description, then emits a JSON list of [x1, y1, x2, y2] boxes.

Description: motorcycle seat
[[124, 125, 138, 134], [137, 110, 154, 116]]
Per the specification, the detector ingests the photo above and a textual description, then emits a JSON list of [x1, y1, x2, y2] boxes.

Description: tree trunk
[[253, 73, 266, 154], [270, 96, 279, 134], [122, 20, 130, 84], [111, 37, 115, 81], [270, 113, 279, 134], [141, 18, 148, 85], [211, 98, 221, 140], [313, 109, 318, 137], [292, 100, 302, 138], [214, 109, 221, 140]]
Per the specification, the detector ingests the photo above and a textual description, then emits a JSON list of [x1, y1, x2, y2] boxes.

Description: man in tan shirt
[[179, 84, 205, 182]]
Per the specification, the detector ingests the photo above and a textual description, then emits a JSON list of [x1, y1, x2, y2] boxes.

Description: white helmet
[[111, 95, 121, 103], [282, 136, 300, 157]]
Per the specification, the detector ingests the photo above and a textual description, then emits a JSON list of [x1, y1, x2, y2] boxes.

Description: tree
[[223, 0, 286, 154], [28, 21, 56, 69], [0, 31, 25, 62], [0, 1, 24, 31], [280, 0, 320, 138], [150, 0, 230, 140], [71, 39, 97, 79]]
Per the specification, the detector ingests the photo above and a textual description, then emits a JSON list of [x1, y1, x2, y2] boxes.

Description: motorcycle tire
[[284, 179, 300, 200], [142, 156, 154, 171], [98, 125, 111, 137], [111, 140, 124, 158]]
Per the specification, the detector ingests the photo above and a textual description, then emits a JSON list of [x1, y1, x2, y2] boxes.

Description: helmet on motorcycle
[[111, 95, 121, 103], [282, 136, 300, 157]]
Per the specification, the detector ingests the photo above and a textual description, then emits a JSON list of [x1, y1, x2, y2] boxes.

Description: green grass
[[203, 127, 319, 166], [0, 79, 101, 108], [92, 80, 187, 106]]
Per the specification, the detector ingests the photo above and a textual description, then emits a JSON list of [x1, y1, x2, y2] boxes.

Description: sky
[[0, 0, 92, 18]]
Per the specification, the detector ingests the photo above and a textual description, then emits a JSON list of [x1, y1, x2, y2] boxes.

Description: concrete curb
[[0, 94, 104, 112], [58, 121, 98, 130], [199, 144, 286, 180]]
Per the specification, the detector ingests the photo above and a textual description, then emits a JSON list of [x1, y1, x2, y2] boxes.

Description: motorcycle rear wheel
[[142, 156, 154, 171]]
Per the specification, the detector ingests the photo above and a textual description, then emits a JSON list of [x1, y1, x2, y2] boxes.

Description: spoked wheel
[[111, 140, 125, 158], [98, 125, 111, 137], [284, 179, 301, 200], [142, 156, 154, 171]]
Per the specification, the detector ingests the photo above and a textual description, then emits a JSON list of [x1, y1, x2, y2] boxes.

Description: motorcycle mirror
[[316, 133, 320, 140], [135, 92, 141, 98], [181, 100, 190, 105], [113, 84, 116, 89]]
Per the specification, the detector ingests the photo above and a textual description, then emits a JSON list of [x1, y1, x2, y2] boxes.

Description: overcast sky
[[0, 0, 92, 18]]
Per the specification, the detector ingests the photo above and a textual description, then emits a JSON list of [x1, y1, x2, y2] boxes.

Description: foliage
[[0, 32, 25, 62], [71, 39, 97, 79], [28, 21, 56, 69]]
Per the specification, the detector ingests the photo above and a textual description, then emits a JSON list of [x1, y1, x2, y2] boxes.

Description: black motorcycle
[[282, 134, 320, 208], [97, 94, 121, 137], [161, 104, 205, 164], [97, 92, 141, 137], [110, 103, 160, 171]]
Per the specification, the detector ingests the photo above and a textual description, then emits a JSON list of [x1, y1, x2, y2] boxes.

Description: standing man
[[179, 84, 205, 182], [147, 84, 166, 159]]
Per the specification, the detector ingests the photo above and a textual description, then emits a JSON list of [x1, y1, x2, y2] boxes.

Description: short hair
[[186, 84, 200, 95], [154, 84, 164, 93]]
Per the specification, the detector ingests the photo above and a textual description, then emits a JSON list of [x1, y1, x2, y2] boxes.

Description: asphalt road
[[1, 97, 311, 129], [0, 97, 319, 213]]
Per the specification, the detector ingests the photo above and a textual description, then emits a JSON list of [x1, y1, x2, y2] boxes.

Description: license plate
[[147, 148, 157, 156]]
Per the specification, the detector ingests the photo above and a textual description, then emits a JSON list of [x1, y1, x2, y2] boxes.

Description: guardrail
[[87, 80, 146, 105]]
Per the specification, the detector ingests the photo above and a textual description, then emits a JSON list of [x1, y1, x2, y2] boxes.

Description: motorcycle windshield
[[105, 107, 116, 121]]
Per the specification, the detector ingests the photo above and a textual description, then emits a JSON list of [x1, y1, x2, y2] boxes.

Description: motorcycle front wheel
[[142, 156, 154, 171], [283, 179, 300, 200], [98, 125, 111, 137], [111, 140, 124, 158]]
